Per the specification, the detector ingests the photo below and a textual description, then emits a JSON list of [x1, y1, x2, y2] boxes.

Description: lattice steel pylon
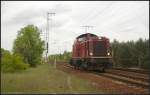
[[45, 12, 55, 63]]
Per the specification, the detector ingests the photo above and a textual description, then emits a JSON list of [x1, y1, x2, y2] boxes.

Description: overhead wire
[[81, 1, 114, 25], [77, 1, 114, 35], [70, 2, 114, 37]]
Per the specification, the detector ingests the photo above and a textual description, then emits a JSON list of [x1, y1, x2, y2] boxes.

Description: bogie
[[70, 58, 113, 72]]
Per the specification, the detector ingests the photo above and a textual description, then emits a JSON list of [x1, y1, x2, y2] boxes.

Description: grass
[[1, 63, 104, 94]]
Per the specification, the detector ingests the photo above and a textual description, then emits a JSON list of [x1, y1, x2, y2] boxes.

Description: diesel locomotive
[[69, 33, 113, 72]]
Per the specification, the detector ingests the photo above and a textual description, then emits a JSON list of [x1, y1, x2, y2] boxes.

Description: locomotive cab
[[70, 33, 113, 72]]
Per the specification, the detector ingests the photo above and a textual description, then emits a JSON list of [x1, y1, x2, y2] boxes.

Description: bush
[[1, 48, 29, 73], [12, 54, 29, 71]]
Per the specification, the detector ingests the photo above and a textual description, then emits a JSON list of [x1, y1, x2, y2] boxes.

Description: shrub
[[1, 48, 29, 73], [12, 54, 29, 71]]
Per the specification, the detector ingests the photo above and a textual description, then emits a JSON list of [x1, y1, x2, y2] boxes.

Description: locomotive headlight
[[107, 52, 110, 56], [90, 52, 93, 56]]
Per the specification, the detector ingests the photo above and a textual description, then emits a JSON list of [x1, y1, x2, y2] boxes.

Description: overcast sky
[[1, 1, 149, 54]]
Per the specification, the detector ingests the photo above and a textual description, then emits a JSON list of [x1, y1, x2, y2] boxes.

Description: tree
[[111, 39, 120, 67], [111, 38, 149, 69], [13, 25, 45, 67], [135, 38, 147, 68], [48, 51, 72, 62], [117, 42, 134, 68], [136, 39, 149, 69]]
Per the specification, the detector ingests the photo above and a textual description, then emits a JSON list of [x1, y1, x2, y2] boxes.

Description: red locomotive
[[69, 33, 113, 72]]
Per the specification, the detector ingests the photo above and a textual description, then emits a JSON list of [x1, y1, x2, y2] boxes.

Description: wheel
[[102, 67, 105, 72], [74, 65, 77, 69], [69, 59, 73, 66], [105, 62, 113, 69], [81, 62, 89, 70]]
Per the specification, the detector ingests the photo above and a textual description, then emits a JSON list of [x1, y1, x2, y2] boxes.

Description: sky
[[1, 1, 149, 55]]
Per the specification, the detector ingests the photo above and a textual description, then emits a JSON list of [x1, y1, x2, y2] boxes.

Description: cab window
[[78, 37, 86, 42]]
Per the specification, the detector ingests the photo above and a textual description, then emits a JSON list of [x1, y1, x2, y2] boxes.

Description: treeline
[[111, 38, 149, 69], [48, 51, 71, 62], [1, 25, 45, 73]]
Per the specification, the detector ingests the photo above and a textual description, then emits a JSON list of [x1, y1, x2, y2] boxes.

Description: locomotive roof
[[76, 33, 98, 39]]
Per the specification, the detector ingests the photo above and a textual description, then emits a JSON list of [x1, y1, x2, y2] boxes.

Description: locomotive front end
[[69, 33, 113, 72], [87, 37, 113, 70]]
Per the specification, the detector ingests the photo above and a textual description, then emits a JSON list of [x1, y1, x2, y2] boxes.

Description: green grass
[[1, 63, 104, 94]]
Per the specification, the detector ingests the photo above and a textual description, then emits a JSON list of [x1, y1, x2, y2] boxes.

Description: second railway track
[[60, 63, 149, 89], [93, 71, 149, 89], [106, 69, 149, 82]]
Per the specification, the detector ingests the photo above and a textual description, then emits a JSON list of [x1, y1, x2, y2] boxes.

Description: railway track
[[93, 72, 149, 89], [106, 69, 149, 82], [114, 67, 149, 74], [60, 63, 149, 89]]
